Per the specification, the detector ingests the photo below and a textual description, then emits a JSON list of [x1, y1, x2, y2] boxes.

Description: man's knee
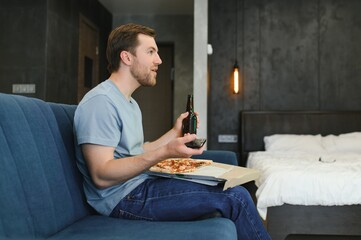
[[226, 185, 253, 203]]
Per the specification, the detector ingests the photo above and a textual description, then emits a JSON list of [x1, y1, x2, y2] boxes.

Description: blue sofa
[[0, 93, 238, 240]]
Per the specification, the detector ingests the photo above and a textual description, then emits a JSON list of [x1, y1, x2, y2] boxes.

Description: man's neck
[[108, 71, 140, 100]]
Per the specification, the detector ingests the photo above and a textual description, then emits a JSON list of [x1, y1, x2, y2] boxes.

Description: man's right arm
[[81, 133, 204, 189]]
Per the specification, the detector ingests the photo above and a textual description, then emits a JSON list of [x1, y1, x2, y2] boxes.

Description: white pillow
[[339, 132, 361, 139], [264, 134, 325, 153], [322, 132, 361, 153]]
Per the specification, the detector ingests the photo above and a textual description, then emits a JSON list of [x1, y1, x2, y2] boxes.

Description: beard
[[130, 61, 157, 87]]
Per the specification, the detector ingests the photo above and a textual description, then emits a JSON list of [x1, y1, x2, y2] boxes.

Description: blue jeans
[[110, 178, 270, 240]]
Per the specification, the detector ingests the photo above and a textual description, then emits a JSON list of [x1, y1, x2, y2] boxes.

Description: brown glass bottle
[[182, 94, 197, 135]]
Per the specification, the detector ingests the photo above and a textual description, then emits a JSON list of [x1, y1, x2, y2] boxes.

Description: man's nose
[[155, 53, 162, 65]]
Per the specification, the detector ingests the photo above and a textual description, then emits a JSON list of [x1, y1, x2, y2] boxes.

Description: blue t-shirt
[[74, 79, 153, 216]]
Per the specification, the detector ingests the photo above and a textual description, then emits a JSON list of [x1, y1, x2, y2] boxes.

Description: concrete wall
[[208, 0, 361, 152], [0, 0, 112, 104], [2, 0, 361, 160]]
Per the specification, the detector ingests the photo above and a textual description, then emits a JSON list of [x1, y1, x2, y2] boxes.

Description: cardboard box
[[147, 161, 260, 190]]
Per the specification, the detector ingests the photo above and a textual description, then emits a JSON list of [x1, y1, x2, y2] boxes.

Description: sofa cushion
[[0, 94, 91, 238], [193, 150, 238, 165], [49, 215, 237, 240]]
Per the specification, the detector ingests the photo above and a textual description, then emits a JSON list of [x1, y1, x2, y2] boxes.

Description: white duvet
[[247, 151, 361, 220]]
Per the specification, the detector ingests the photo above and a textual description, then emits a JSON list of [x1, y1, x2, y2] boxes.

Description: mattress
[[247, 151, 361, 219]]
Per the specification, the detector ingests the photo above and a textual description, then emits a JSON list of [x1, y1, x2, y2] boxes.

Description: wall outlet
[[218, 134, 238, 143], [12, 84, 36, 93]]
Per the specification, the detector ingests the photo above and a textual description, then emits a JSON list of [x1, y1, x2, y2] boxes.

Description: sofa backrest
[[0, 93, 92, 238]]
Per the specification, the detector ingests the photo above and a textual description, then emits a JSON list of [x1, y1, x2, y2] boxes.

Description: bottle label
[[182, 94, 197, 135], [182, 114, 197, 135]]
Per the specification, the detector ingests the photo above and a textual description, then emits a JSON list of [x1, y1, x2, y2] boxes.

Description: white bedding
[[247, 151, 361, 220]]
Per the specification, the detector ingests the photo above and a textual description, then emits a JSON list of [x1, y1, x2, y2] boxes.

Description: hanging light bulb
[[233, 61, 239, 94], [231, 0, 240, 95]]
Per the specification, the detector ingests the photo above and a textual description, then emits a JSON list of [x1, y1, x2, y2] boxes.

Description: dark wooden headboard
[[240, 111, 361, 164]]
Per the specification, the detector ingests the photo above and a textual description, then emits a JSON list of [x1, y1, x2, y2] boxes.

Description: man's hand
[[165, 134, 205, 158], [173, 112, 201, 136], [172, 112, 188, 136]]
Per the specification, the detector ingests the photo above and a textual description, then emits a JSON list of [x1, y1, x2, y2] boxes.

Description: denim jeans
[[110, 178, 270, 240]]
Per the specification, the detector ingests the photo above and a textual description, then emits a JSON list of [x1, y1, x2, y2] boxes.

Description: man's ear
[[120, 51, 132, 65]]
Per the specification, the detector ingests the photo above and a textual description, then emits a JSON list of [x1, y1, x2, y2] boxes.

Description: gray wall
[[112, 15, 194, 121], [0, 0, 112, 104], [0, 0, 47, 99], [208, 0, 361, 152], [2, 0, 361, 159]]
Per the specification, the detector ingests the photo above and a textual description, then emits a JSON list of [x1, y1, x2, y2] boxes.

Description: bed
[[240, 111, 361, 240]]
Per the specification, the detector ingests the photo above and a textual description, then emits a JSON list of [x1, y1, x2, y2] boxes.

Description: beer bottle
[[182, 94, 197, 135]]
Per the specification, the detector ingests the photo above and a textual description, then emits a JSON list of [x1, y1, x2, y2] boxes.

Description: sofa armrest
[[193, 150, 238, 166]]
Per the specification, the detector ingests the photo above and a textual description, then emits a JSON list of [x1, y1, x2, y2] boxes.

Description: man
[[74, 23, 270, 240]]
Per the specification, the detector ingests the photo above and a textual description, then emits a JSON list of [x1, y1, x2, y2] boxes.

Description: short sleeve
[[74, 95, 121, 147]]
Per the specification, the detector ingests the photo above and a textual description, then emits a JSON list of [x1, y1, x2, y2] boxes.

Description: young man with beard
[[74, 23, 270, 240]]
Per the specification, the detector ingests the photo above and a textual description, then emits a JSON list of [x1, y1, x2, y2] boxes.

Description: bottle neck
[[186, 95, 194, 112]]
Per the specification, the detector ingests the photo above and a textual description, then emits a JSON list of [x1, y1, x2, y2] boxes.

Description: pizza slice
[[150, 158, 213, 174]]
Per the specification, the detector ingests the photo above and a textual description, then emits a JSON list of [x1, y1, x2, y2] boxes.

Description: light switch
[[12, 84, 36, 93]]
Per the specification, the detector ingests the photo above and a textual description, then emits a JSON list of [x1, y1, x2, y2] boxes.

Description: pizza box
[[146, 161, 260, 191]]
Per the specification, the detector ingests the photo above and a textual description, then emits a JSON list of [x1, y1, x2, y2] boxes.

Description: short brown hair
[[106, 23, 156, 73]]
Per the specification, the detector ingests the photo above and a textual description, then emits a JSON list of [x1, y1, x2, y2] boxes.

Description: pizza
[[150, 158, 213, 174]]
